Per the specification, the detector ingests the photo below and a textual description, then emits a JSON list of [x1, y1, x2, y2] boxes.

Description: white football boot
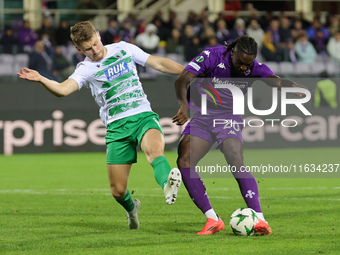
[[164, 168, 182, 205], [127, 199, 141, 229]]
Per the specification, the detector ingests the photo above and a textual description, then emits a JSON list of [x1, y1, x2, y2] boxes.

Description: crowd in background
[[1, 2, 340, 80]]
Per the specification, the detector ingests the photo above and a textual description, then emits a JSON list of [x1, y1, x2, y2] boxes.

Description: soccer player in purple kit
[[172, 35, 308, 235]]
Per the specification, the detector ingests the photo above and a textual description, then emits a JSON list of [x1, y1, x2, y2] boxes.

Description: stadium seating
[[0, 54, 15, 77], [14, 54, 29, 72], [278, 62, 295, 77]]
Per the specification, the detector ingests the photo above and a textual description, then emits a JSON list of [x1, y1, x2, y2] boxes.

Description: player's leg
[[106, 116, 142, 230], [221, 138, 272, 235], [177, 134, 224, 235], [140, 128, 181, 205], [107, 164, 141, 230]]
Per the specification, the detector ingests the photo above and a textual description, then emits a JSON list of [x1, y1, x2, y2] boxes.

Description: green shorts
[[106, 111, 164, 164]]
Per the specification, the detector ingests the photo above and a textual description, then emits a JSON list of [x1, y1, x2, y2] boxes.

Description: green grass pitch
[[0, 148, 339, 254]]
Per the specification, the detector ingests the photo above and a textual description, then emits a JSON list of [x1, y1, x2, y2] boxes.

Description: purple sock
[[180, 167, 213, 214], [233, 169, 262, 212]]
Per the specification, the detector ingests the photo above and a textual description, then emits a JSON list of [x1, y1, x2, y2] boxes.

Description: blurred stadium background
[[0, 0, 339, 155]]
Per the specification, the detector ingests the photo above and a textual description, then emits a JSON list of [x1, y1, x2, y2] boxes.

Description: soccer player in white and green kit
[[17, 21, 184, 230]]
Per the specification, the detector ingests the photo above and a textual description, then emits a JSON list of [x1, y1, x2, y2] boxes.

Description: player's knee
[[225, 147, 244, 166], [110, 185, 126, 199], [144, 147, 164, 163], [177, 152, 190, 168]]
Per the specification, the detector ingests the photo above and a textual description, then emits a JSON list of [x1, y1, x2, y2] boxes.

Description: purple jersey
[[185, 47, 275, 115]]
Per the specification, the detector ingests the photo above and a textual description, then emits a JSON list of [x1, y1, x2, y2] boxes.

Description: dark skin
[[172, 46, 309, 170]]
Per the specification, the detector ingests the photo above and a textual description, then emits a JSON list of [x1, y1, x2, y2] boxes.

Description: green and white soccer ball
[[229, 207, 259, 236]]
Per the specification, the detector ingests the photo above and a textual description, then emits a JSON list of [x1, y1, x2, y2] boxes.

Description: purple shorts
[[182, 112, 244, 146]]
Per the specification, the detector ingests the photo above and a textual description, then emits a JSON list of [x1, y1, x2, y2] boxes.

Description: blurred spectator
[[261, 31, 283, 62], [102, 18, 120, 45], [152, 10, 165, 26], [185, 11, 200, 35], [267, 19, 281, 46], [279, 17, 292, 43], [37, 16, 56, 45], [52, 45, 75, 80], [154, 18, 169, 41], [296, 11, 311, 29], [18, 20, 39, 52], [182, 24, 201, 61], [311, 28, 328, 55], [242, 2, 258, 25], [198, 10, 212, 30], [119, 19, 135, 43], [166, 10, 178, 30], [136, 19, 147, 36], [215, 19, 231, 45], [166, 28, 182, 54], [40, 32, 54, 56], [135, 23, 160, 54], [246, 19, 264, 48], [55, 19, 71, 46], [200, 26, 216, 47], [328, 16, 340, 37], [72, 50, 85, 66], [204, 36, 221, 49], [28, 40, 56, 80], [286, 39, 297, 63], [230, 18, 246, 40], [76, 0, 100, 21], [224, 0, 242, 27], [306, 18, 329, 40], [327, 30, 340, 63], [258, 11, 274, 30], [294, 32, 317, 63], [0, 26, 22, 54], [291, 20, 304, 41]]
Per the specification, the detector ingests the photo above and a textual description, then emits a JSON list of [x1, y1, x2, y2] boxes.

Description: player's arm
[[145, 55, 184, 75], [17, 67, 79, 97], [172, 70, 197, 125], [264, 74, 309, 97]]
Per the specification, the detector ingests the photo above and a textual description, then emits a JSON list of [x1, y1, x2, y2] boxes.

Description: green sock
[[115, 189, 134, 212], [151, 156, 171, 189]]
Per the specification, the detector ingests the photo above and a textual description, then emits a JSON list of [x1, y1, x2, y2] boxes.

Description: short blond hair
[[70, 21, 97, 46]]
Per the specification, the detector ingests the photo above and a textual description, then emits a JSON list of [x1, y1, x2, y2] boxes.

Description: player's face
[[231, 49, 255, 74], [77, 32, 107, 61]]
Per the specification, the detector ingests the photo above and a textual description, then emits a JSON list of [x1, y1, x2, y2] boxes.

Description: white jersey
[[69, 41, 152, 126]]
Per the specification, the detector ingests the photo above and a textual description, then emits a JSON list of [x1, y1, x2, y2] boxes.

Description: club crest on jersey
[[104, 61, 129, 81]]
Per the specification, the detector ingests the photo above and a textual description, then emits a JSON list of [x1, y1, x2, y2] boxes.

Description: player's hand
[[172, 105, 188, 125], [293, 83, 309, 97], [17, 67, 41, 82]]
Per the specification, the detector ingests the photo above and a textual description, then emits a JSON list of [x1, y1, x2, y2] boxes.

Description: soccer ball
[[229, 207, 259, 236]]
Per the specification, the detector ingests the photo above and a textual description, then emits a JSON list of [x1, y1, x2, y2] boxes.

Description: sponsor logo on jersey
[[188, 62, 201, 71], [203, 50, 210, 57], [212, 77, 248, 88], [195, 55, 205, 63], [104, 61, 129, 81]]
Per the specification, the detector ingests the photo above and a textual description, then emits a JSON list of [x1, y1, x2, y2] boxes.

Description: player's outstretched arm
[[17, 67, 79, 97], [172, 70, 197, 125], [265, 74, 309, 97], [145, 55, 184, 75]]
